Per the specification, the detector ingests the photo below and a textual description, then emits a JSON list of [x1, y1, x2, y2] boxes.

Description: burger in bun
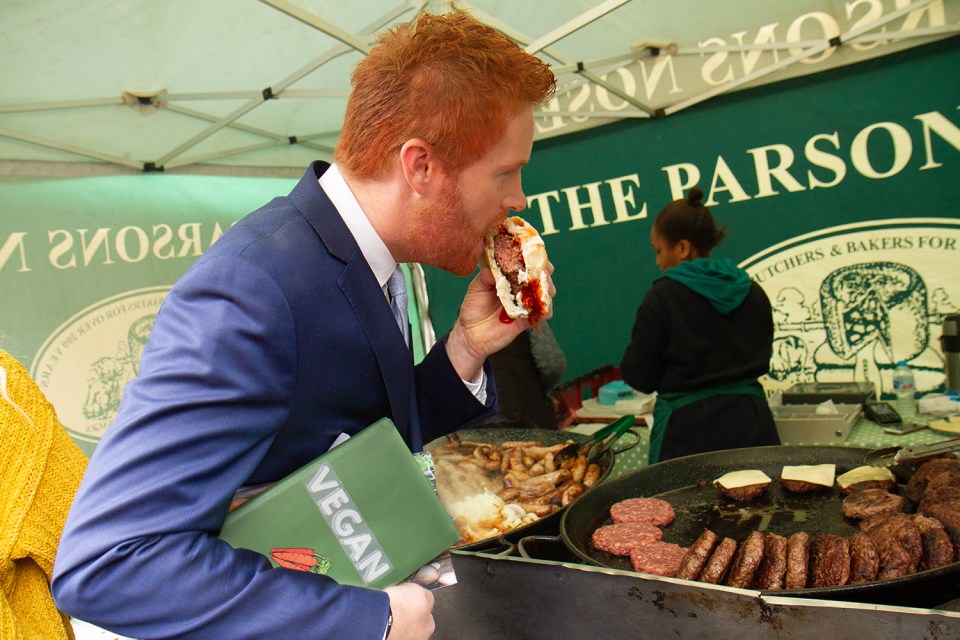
[[484, 216, 551, 327]]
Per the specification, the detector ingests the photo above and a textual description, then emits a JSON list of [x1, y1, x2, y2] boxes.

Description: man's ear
[[399, 139, 434, 196]]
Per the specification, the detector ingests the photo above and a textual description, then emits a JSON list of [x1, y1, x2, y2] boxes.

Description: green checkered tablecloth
[[838, 417, 951, 449], [568, 417, 956, 478]]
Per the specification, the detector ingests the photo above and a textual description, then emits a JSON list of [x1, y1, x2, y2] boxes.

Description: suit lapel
[[290, 162, 415, 439], [339, 259, 414, 437]]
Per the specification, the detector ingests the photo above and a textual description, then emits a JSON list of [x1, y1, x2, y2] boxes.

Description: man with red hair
[[53, 10, 555, 640]]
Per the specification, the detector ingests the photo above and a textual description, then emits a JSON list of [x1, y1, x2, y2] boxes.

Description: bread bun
[[484, 216, 551, 324]]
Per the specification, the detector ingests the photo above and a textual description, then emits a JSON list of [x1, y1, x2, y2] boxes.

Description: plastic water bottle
[[892, 360, 917, 420]]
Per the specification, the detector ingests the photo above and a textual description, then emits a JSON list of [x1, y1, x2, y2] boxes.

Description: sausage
[[561, 483, 585, 507], [809, 533, 851, 588], [725, 531, 766, 588], [582, 463, 601, 488], [785, 531, 810, 589], [753, 533, 788, 590], [675, 529, 719, 581], [699, 537, 737, 584]]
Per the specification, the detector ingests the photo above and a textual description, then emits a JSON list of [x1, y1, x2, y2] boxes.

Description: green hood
[[661, 258, 751, 315]]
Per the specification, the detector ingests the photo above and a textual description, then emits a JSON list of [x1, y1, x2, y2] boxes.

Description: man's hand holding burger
[[446, 217, 555, 382]]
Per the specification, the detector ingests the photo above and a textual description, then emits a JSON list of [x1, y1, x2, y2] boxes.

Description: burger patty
[[873, 538, 915, 580], [925, 467, 960, 492], [675, 529, 719, 581], [725, 530, 766, 588], [841, 488, 905, 520], [922, 499, 960, 549], [839, 479, 896, 496], [699, 537, 737, 584], [919, 468, 960, 510], [492, 232, 524, 289], [591, 522, 663, 556], [718, 483, 769, 502], [753, 532, 788, 590], [861, 513, 922, 580], [848, 533, 880, 584], [865, 513, 923, 562], [912, 514, 956, 570], [809, 533, 851, 588], [630, 542, 689, 577], [905, 456, 960, 503], [610, 497, 675, 526], [785, 531, 811, 590], [780, 479, 829, 494], [919, 484, 960, 513]]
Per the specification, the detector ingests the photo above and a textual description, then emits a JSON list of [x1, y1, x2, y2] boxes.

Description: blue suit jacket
[[52, 162, 496, 639]]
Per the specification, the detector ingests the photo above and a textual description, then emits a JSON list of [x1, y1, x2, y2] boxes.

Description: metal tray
[[772, 403, 861, 444]]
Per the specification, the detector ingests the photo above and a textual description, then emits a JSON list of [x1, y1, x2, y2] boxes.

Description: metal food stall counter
[[433, 551, 960, 640]]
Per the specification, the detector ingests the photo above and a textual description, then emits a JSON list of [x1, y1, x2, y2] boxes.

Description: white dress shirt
[[318, 164, 486, 400]]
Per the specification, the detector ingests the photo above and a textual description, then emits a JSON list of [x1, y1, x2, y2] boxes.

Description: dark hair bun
[[686, 187, 704, 207]]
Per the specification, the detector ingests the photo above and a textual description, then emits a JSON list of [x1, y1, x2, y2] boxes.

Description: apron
[[648, 378, 767, 464]]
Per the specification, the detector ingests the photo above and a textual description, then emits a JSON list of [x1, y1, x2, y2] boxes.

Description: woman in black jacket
[[620, 188, 780, 463]]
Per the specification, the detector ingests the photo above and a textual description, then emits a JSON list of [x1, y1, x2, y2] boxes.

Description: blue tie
[[387, 266, 409, 346]]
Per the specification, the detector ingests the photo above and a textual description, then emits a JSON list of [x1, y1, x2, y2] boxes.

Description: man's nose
[[503, 181, 525, 212]]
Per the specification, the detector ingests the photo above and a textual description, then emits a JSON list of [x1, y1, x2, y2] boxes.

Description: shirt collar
[[318, 163, 397, 289]]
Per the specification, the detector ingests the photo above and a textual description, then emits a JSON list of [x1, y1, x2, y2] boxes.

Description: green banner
[[425, 38, 960, 395], [0, 174, 295, 454]]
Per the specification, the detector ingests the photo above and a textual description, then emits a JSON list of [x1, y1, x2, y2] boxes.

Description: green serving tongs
[[585, 413, 637, 462]]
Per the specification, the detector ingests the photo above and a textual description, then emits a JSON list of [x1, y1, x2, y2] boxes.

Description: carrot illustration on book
[[271, 547, 333, 575]]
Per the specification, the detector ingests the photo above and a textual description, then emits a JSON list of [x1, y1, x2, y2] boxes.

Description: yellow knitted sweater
[[1, 350, 88, 640]]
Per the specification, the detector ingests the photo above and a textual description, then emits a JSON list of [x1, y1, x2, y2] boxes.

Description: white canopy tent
[[2, 0, 957, 178]]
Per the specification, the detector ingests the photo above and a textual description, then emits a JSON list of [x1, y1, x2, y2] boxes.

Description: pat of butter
[[714, 469, 771, 489], [781, 464, 836, 487], [836, 465, 896, 489]]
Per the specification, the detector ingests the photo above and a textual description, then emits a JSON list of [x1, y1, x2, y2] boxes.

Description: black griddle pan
[[559, 445, 960, 608]]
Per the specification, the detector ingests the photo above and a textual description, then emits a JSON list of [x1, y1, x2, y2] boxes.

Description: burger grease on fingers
[[484, 216, 552, 328]]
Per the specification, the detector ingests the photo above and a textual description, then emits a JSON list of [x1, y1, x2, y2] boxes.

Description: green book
[[219, 418, 459, 590]]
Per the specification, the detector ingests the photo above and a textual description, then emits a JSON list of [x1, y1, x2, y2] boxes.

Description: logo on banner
[[743, 219, 959, 399], [30, 287, 169, 444]]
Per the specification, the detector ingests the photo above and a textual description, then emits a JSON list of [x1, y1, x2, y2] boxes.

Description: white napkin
[[815, 399, 840, 415]]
